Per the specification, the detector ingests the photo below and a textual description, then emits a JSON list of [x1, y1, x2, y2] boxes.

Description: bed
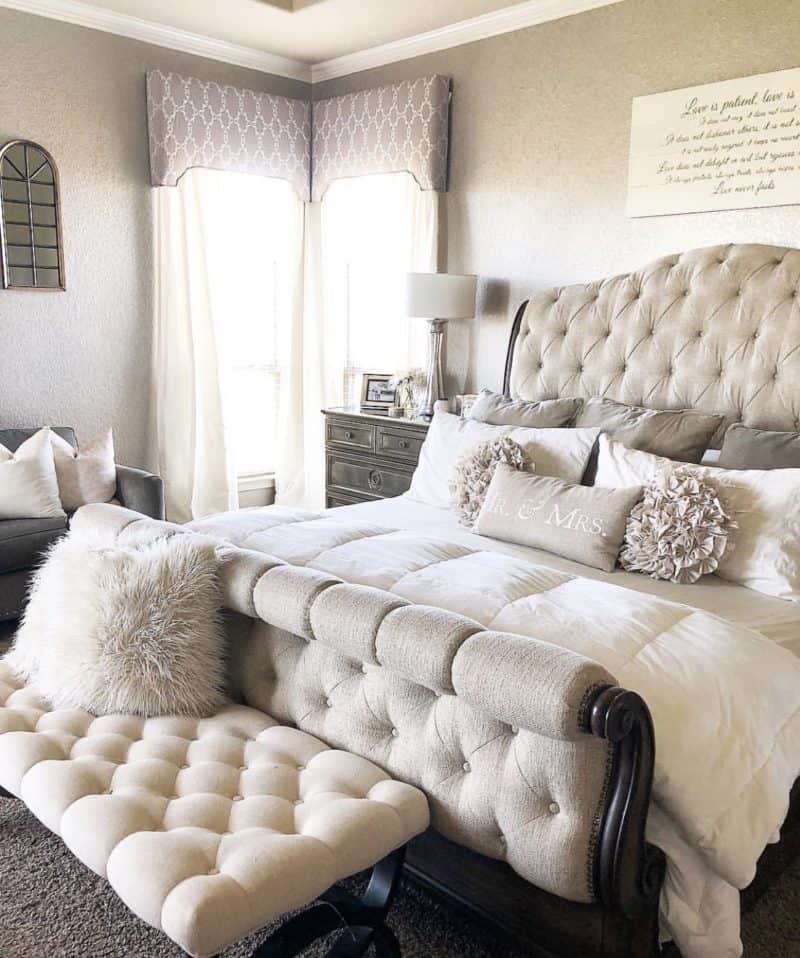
[[185, 243, 800, 958], [334, 241, 800, 957]]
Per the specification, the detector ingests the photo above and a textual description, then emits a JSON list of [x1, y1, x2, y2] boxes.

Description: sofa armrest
[[115, 465, 165, 520]]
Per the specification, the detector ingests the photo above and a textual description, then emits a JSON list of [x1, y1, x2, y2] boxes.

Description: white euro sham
[[595, 433, 800, 600], [407, 410, 599, 508]]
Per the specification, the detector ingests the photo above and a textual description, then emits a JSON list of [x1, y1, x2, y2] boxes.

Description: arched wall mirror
[[0, 140, 65, 290]]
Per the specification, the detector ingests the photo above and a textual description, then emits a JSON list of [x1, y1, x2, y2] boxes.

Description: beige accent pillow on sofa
[[595, 434, 800, 600], [0, 429, 65, 519], [49, 427, 116, 511], [475, 464, 642, 572]]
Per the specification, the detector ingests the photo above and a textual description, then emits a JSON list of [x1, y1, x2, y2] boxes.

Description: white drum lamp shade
[[405, 272, 477, 419], [405, 272, 477, 319]]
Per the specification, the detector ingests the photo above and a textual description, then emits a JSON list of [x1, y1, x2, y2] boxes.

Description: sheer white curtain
[[153, 168, 304, 521], [277, 172, 438, 509]]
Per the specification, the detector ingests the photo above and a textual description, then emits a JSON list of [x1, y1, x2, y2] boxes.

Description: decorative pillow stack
[[596, 434, 800, 599], [0, 427, 116, 519]]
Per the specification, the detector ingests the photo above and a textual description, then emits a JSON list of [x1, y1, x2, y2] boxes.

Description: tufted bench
[[0, 660, 430, 958]]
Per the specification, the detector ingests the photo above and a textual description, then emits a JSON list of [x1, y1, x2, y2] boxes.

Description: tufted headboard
[[504, 243, 800, 445]]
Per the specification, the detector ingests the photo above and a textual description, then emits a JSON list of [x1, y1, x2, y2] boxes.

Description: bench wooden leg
[[251, 845, 406, 958]]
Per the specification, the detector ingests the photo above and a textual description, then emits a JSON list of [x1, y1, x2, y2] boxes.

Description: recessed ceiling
[[83, 0, 524, 64]]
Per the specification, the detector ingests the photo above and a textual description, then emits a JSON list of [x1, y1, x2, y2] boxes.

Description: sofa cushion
[[0, 660, 430, 958], [0, 517, 68, 574], [0, 427, 76, 454]]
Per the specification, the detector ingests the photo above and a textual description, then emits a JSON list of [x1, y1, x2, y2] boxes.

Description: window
[[0, 140, 65, 290], [321, 172, 437, 407], [196, 170, 301, 478]]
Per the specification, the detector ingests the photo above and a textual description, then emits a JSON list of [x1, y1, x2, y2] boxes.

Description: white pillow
[[595, 433, 800, 600], [49, 427, 116, 511], [0, 429, 65, 519], [408, 411, 599, 508]]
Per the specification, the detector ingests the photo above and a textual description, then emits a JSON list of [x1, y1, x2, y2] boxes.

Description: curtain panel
[[311, 75, 451, 202], [146, 70, 311, 200]]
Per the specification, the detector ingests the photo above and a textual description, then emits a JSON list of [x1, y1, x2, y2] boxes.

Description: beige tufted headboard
[[504, 243, 800, 445]]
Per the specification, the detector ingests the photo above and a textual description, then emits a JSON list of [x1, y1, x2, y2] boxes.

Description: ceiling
[[87, 0, 524, 64]]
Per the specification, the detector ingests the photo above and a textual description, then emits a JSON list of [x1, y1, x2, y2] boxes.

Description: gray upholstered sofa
[[0, 427, 164, 621]]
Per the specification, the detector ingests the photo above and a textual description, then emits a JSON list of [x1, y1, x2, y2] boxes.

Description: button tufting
[[326, 699, 333, 708], [232, 795, 243, 802], [391, 728, 399, 738], [239, 765, 246, 771], [180, 764, 189, 770], [498, 835, 506, 846], [361, 665, 368, 675], [297, 765, 305, 771], [510, 725, 519, 735], [294, 799, 303, 806], [462, 761, 471, 773], [549, 802, 560, 815]]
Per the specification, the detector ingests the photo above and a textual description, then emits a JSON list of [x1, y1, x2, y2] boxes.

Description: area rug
[[0, 799, 798, 957]]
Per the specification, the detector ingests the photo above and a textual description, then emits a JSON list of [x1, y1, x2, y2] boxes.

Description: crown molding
[[0, 0, 312, 82], [311, 0, 624, 82], [0, 0, 624, 86]]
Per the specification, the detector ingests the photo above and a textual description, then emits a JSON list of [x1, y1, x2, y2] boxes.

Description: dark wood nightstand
[[323, 407, 430, 507]]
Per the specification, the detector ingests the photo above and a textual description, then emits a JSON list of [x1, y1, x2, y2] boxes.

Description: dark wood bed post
[[587, 685, 665, 955], [502, 299, 529, 397]]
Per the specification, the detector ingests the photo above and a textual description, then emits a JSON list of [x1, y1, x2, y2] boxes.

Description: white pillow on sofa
[[49, 427, 116, 511], [0, 429, 65, 519], [595, 433, 800, 600], [407, 411, 599, 508]]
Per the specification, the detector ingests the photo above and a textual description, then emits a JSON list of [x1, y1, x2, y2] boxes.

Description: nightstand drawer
[[326, 419, 375, 452], [376, 424, 426, 462], [327, 454, 414, 500]]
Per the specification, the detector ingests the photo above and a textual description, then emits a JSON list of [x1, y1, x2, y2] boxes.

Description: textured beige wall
[[315, 0, 800, 398], [0, 9, 308, 466]]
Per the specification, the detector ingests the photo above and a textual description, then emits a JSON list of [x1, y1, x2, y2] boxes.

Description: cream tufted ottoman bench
[[0, 660, 430, 958]]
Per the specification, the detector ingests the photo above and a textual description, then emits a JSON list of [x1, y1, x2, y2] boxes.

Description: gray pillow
[[575, 397, 723, 484], [474, 464, 642, 572], [467, 389, 582, 428], [718, 423, 800, 470]]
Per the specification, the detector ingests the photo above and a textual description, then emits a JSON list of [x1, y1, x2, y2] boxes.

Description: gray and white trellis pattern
[[146, 70, 311, 200], [311, 75, 451, 202]]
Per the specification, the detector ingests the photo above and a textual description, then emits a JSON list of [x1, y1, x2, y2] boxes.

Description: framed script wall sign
[[628, 67, 800, 217]]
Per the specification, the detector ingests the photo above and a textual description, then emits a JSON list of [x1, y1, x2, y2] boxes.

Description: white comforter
[[189, 500, 800, 958]]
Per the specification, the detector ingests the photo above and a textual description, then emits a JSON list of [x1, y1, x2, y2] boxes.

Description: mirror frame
[[0, 139, 66, 291]]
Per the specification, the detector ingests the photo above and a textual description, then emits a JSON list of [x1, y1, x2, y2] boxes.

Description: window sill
[[238, 473, 276, 493]]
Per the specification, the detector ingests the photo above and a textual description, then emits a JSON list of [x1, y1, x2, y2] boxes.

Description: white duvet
[[189, 498, 800, 958]]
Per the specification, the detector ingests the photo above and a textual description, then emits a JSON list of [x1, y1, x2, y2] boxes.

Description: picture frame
[[360, 372, 396, 412]]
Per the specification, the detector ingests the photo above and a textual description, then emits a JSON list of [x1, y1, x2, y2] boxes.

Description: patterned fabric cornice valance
[[146, 70, 311, 200], [311, 75, 451, 202]]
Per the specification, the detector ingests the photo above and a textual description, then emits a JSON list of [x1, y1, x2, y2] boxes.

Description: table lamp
[[405, 271, 477, 419]]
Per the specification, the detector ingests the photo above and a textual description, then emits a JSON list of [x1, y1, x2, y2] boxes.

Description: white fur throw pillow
[[449, 436, 526, 524], [619, 469, 736, 584], [6, 533, 226, 717], [49, 427, 116, 511]]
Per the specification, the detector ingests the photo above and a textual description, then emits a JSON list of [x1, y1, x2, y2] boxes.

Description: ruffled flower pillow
[[619, 468, 736, 584], [449, 436, 526, 524]]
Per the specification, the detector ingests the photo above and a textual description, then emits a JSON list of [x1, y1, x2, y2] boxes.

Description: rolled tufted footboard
[[67, 504, 665, 958]]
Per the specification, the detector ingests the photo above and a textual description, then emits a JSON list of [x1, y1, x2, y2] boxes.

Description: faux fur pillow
[[449, 436, 526, 523], [6, 533, 226, 717]]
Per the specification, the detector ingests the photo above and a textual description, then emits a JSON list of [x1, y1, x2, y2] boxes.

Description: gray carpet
[[0, 799, 799, 957]]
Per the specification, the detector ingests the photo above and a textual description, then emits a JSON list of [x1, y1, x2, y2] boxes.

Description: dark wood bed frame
[[400, 301, 800, 958]]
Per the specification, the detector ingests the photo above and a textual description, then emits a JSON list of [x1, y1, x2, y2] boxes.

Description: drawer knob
[[344, 430, 353, 439], [399, 439, 409, 449], [368, 469, 383, 490]]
